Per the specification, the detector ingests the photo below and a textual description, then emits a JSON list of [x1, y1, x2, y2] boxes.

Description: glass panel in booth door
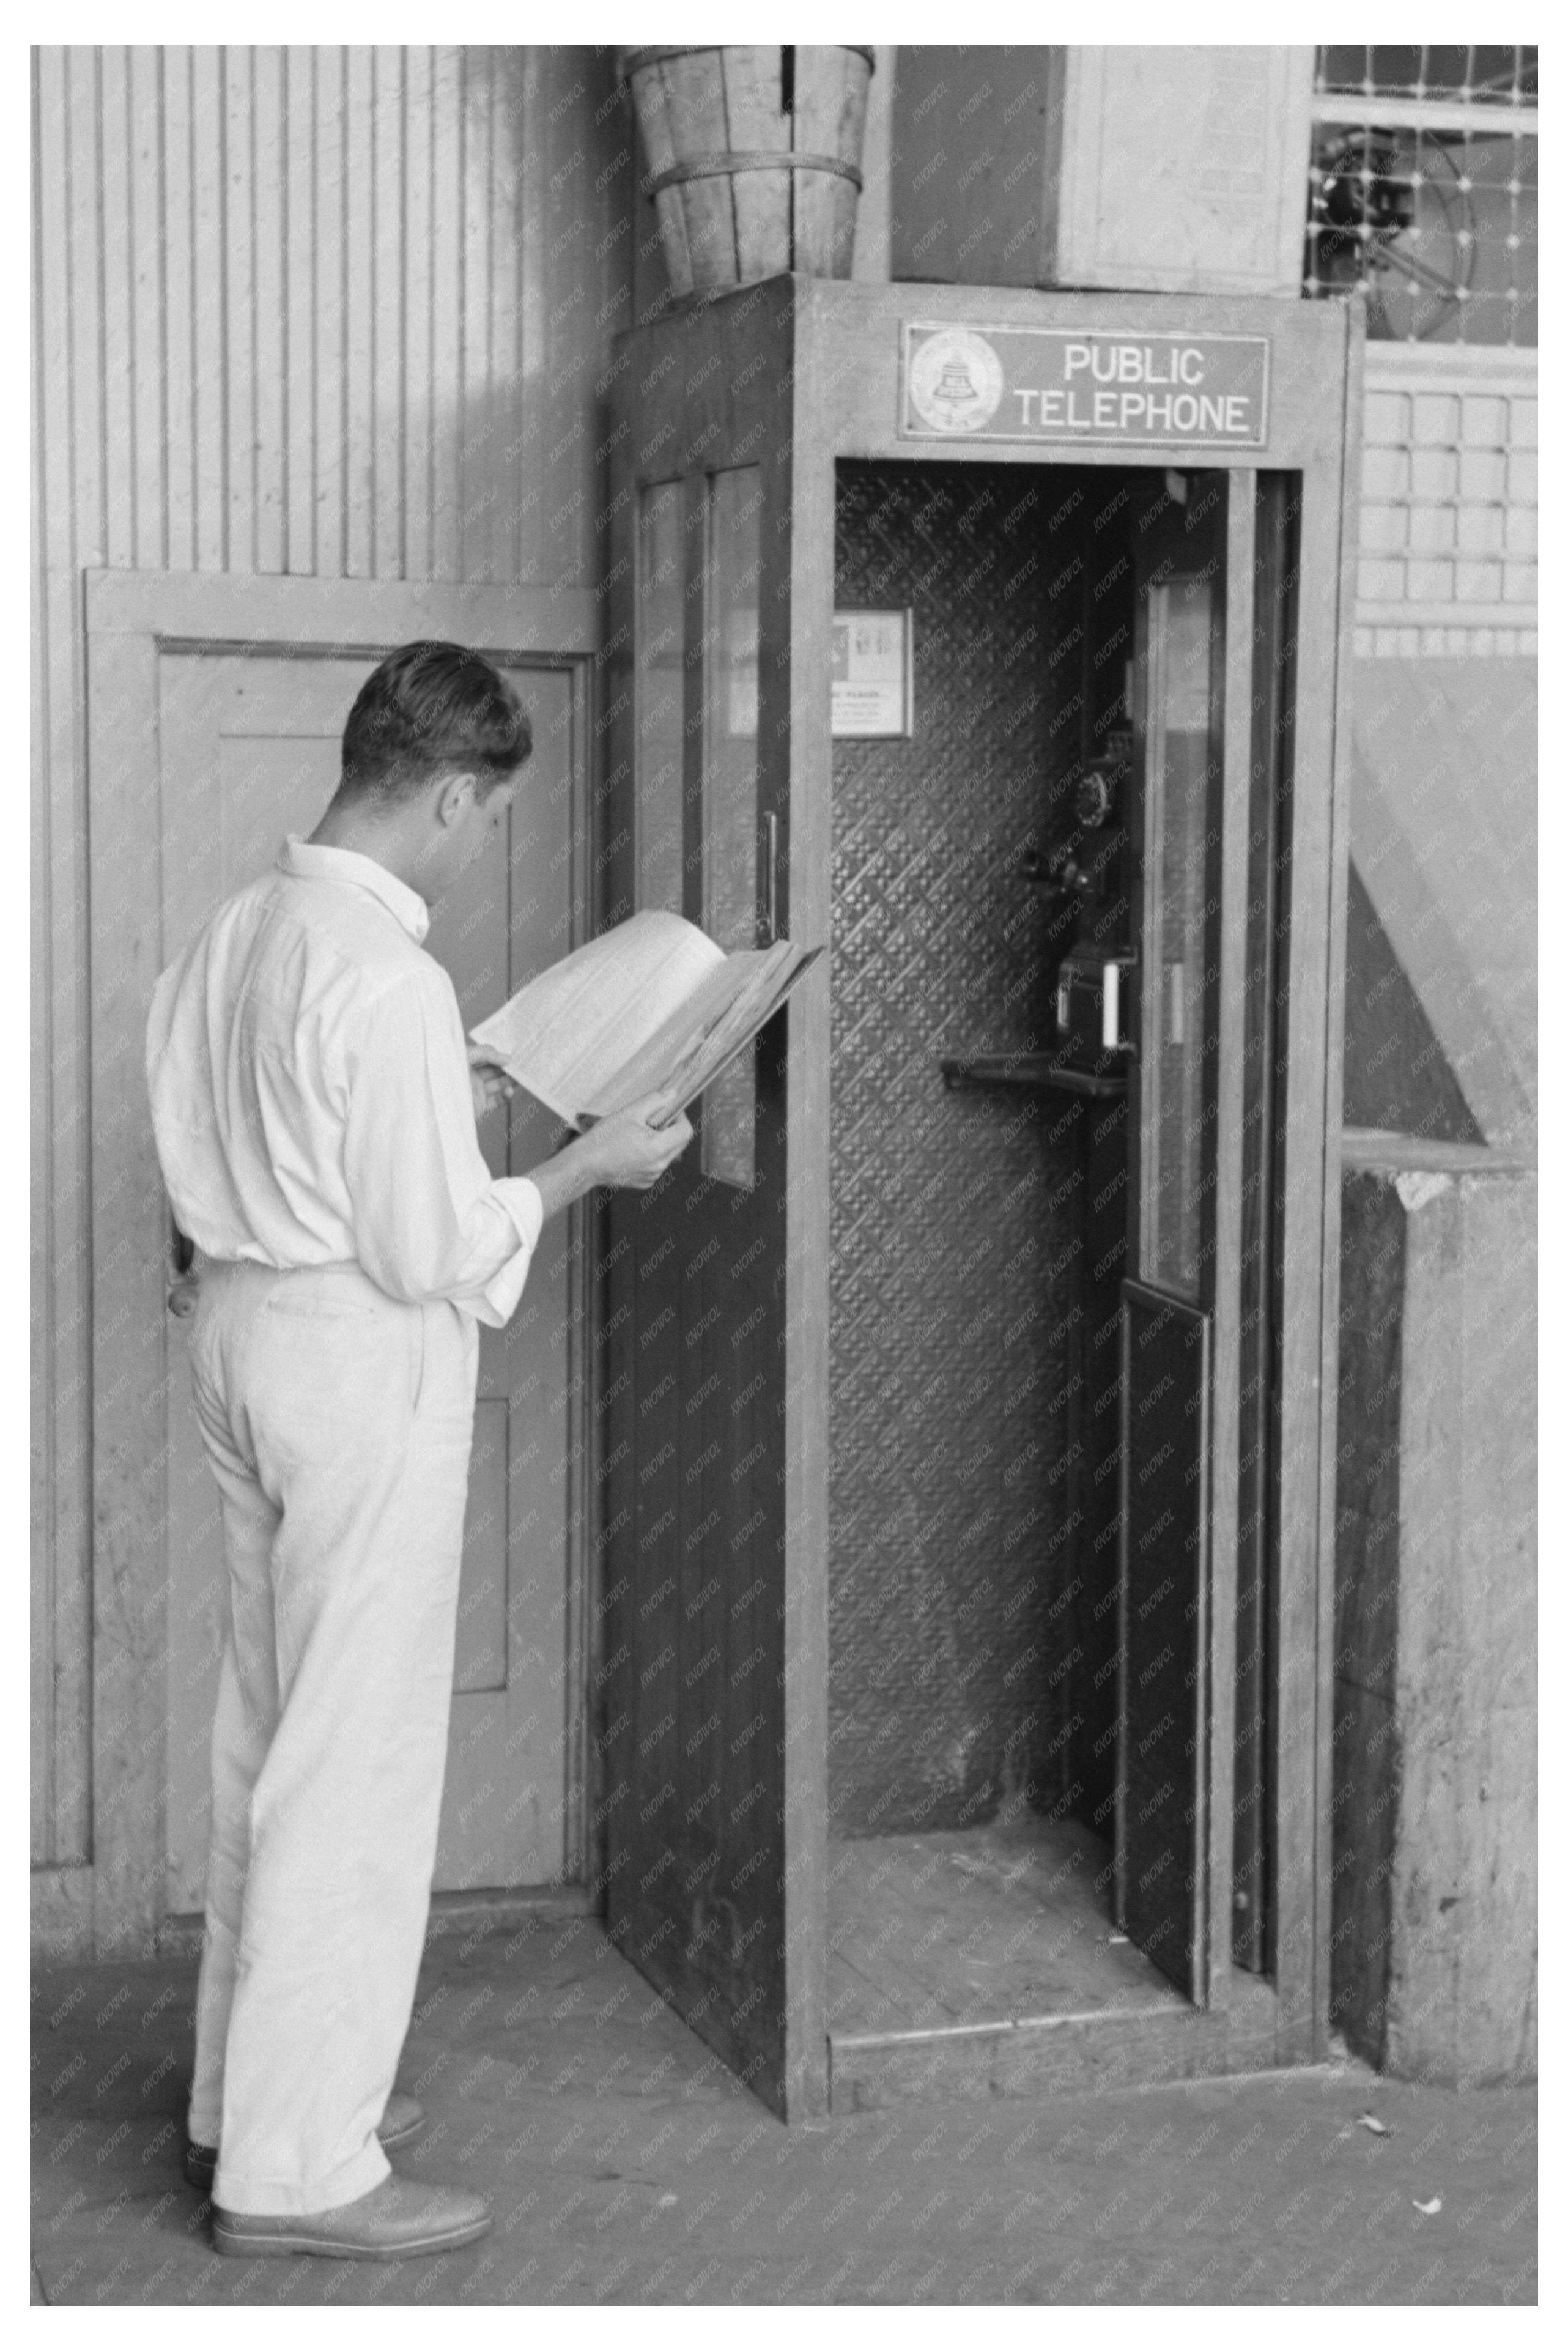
[[635, 481, 686, 917], [700, 467, 763, 1188], [1137, 573, 1219, 1302]]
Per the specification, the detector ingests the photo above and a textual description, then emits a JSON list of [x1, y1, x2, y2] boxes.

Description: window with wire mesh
[[1304, 45, 1537, 344]]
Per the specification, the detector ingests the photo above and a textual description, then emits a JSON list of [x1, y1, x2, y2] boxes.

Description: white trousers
[[184, 1259, 479, 2215]]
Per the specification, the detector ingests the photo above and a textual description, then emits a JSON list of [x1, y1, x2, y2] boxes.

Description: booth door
[[599, 302, 827, 2120], [1115, 476, 1232, 2003], [157, 650, 580, 1905]]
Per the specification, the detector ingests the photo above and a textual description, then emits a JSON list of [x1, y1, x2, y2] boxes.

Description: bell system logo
[[905, 328, 1005, 434]]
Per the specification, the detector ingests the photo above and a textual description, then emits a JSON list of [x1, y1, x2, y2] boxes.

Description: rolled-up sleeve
[[340, 963, 544, 1327]]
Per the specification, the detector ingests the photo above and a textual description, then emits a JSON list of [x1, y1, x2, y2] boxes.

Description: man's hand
[[467, 1042, 517, 1122], [583, 1092, 695, 1190], [523, 1089, 695, 1224]]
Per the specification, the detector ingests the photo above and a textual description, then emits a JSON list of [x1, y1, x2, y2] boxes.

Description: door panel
[[1117, 476, 1227, 2000], [158, 650, 577, 1906], [1116, 1283, 1211, 2001], [601, 323, 815, 2116]]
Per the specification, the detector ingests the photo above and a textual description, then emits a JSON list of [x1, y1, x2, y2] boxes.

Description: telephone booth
[[597, 278, 1361, 2119]]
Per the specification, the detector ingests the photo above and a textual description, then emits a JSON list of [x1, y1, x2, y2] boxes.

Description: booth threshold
[[826, 1816, 1280, 2114]]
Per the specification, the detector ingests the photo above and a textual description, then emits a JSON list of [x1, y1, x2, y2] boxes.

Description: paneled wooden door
[[597, 286, 830, 2120], [158, 648, 585, 1907]]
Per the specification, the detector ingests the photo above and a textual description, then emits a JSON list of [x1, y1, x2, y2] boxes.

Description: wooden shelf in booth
[[937, 1053, 1128, 1101]]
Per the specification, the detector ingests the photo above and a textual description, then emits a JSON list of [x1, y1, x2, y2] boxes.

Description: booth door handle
[[761, 811, 780, 946], [1102, 960, 1137, 1059], [1102, 961, 1133, 1055]]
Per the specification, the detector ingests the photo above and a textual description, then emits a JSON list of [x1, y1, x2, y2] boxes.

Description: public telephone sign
[[899, 324, 1270, 451]]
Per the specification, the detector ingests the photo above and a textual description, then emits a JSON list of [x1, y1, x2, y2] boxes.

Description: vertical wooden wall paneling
[[343, 44, 375, 577], [505, 44, 532, 586], [402, 48, 435, 584], [429, 45, 463, 580], [100, 50, 136, 571], [372, 45, 405, 580], [579, 50, 631, 590], [163, 48, 196, 574], [459, 50, 492, 583], [314, 45, 347, 576], [224, 47, 257, 576], [130, 47, 168, 572], [536, 48, 591, 594], [576, 50, 631, 588], [518, 46, 549, 585], [552, 50, 582, 579], [253, 46, 286, 575], [32, 40, 634, 1889], [66, 50, 105, 571], [489, 52, 521, 590], [486, 51, 511, 582], [191, 46, 226, 571], [284, 45, 316, 574]]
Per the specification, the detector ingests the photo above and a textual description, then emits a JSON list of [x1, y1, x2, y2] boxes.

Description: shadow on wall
[[1343, 654, 1537, 1152], [1342, 863, 1483, 1142]]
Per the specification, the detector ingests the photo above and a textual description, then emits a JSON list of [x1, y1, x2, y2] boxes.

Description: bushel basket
[[619, 45, 875, 297]]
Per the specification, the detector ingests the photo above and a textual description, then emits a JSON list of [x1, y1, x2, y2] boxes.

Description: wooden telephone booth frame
[[599, 277, 1362, 2118]]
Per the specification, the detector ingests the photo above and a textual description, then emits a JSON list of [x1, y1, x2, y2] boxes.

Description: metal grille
[[1357, 363, 1537, 646], [1304, 45, 1538, 345]]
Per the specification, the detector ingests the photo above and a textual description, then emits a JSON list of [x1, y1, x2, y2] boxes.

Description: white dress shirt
[[146, 835, 543, 1328]]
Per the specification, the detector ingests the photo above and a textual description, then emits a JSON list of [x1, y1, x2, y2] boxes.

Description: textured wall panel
[[828, 461, 1101, 1837]]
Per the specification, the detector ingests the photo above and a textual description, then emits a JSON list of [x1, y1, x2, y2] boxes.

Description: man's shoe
[[212, 2174, 491, 2261], [183, 2089, 425, 2194]]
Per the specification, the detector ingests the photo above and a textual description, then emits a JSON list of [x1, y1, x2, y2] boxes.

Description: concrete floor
[[828, 1818, 1182, 2034], [31, 1907, 1537, 2306]]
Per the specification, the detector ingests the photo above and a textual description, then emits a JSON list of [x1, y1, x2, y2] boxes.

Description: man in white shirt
[[146, 642, 691, 2260]]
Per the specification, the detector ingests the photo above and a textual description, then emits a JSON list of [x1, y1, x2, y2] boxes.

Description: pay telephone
[[1034, 729, 1137, 1078]]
